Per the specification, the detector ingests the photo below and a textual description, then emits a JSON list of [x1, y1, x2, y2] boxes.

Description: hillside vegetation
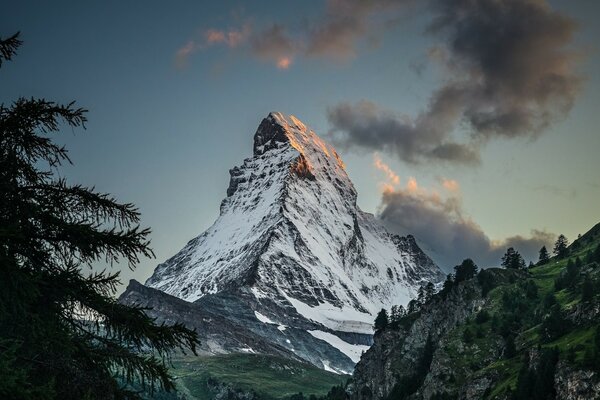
[[350, 222, 600, 400], [162, 354, 347, 400]]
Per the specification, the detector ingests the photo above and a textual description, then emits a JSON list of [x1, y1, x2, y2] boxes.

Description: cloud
[[373, 153, 400, 187], [175, 25, 251, 68], [175, 0, 412, 69], [327, 0, 582, 164], [305, 0, 411, 61], [372, 158, 554, 269], [250, 24, 297, 69], [327, 99, 480, 165]]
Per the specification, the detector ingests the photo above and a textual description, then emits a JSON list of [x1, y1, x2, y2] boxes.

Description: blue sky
[[2, 1, 599, 290]]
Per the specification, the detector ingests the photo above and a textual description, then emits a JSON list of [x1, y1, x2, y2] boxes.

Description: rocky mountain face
[[349, 225, 600, 399], [120, 112, 444, 374]]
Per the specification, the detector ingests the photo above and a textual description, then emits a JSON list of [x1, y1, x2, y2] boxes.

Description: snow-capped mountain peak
[[146, 112, 444, 337]]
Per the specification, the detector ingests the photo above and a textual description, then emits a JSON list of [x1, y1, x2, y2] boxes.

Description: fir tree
[[454, 259, 478, 283], [0, 32, 198, 400], [581, 275, 594, 303], [501, 247, 526, 270], [374, 309, 389, 332], [504, 335, 517, 359], [537, 246, 550, 265], [553, 234, 569, 258]]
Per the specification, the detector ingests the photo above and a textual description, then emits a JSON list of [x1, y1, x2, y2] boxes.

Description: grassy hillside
[[165, 353, 347, 400], [351, 222, 600, 400], [435, 225, 600, 398]]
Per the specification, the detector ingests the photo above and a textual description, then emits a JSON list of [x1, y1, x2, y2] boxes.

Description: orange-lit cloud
[[176, 0, 410, 70], [175, 25, 251, 68], [277, 57, 292, 69], [175, 40, 198, 68], [406, 177, 418, 194], [204, 27, 248, 47], [440, 178, 459, 192], [373, 153, 400, 187], [377, 175, 554, 269]]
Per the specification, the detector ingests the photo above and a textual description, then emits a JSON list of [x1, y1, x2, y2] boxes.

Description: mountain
[[121, 112, 444, 374], [348, 222, 600, 400]]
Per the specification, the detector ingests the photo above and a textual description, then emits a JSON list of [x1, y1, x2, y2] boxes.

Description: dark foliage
[[475, 310, 490, 324], [504, 336, 517, 359], [0, 31, 22, 66], [523, 280, 538, 300], [581, 275, 595, 303], [462, 327, 474, 344], [438, 274, 455, 299], [477, 269, 497, 297], [537, 246, 550, 265], [387, 335, 435, 400], [501, 248, 526, 270], [374, 309, 389, 332], [554, 257, 580, 291], [454, 259, 478, 283], [0, 32, 198, 400], [513, 348, 559, 400], [430, 392, 457, 400], [540, 305, 569, 343], [553, 234, 569, 258], [318, 383, 347, 400]]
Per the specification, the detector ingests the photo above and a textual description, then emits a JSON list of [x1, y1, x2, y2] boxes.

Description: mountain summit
[[125, 113, 444, 373]]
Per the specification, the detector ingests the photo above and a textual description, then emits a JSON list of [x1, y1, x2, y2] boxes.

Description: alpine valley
[[119, 112, 444, 388]]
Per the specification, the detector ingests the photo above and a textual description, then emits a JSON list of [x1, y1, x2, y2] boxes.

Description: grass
[[544, 325, 597, 362], [481, 358, 521, 399], [434, 230, 600, 399], [169, 353, 348, 400]]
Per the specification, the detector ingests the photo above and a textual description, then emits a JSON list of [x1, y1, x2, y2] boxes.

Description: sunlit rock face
[[137, 112, 444, 373]]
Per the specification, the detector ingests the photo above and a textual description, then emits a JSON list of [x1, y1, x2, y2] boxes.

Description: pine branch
[[0, 32, 22, 67]]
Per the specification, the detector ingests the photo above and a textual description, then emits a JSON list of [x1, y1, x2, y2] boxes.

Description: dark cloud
[[377, 184, 554, 270], [327, 0, 582, 164]]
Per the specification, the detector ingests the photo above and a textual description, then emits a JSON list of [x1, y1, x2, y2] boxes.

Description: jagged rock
[[353, 277, 487, 400], [555, 362, 600, 400]]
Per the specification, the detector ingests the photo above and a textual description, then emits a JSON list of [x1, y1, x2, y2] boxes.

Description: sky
[[2, 1, 600, 292]]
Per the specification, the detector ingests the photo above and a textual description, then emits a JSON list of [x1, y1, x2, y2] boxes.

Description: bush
[[475, 310, 490, 324]]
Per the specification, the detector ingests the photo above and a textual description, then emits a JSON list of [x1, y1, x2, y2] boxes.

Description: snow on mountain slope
[[146, 112, 444, 335]]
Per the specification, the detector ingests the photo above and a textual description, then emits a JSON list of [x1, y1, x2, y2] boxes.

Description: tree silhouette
[[553, 234, 569, 258], [0, 32, 198, 400], [501, 247, 526, 270], [374, 309, 389, 332], [537, 246, 550, 265], [454, 259, 478, 283]]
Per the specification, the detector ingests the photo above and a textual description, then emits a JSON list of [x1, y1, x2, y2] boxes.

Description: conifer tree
[[0, 32, 198, 400], [581, 276, 594, 303], [501, 248, 526, 270], [553, 234, 569, 258], [454, 259, 478, 282], [537, 246, 550, 265], [374, 309, 389, 332]]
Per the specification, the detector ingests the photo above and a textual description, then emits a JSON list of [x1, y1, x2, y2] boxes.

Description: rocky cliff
[[349, 225, 600, 399]]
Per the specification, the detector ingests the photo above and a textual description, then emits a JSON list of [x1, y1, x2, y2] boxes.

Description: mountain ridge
[[123, 112, 444, 373]]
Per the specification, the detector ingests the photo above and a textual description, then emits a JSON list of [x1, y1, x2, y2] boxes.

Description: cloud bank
[[373, 157, 554, 270], [327, 0, 582, 165]]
